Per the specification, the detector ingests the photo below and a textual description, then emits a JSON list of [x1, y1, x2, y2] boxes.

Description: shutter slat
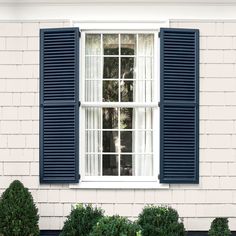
[[160, 28, 199, 184], [40, 28, 80, 183]]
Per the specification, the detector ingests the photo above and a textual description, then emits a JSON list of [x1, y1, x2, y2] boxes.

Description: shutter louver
[[160, 28, 199, 184], [40, 28, 80, 183]]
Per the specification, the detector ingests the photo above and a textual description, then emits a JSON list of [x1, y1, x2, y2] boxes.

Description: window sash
[[80, 30, 160, 181]]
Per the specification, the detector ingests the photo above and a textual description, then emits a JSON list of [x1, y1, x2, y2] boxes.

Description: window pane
[[120, 155, 133, 176], [133, 108, 152, 130], [120, 108, 133, 129], [103, 57, 119, 78], [103, 155, 118, 175], [121, 57, 135, 79], [85, 154, 101, 176], [85, 56, 101, 79], [138, 34, 154, 56], [120, 131, 132, 153], [121, 34, 136, 55], [103, 108, 118, 129], [133, 131, 153, 153], [86, 130, 101, 153], [132, 80, 153, 103], [85, 80, 102, 102], [103, 80, 118, 102], [103, 131, 119, 152], [103, 34, 119, 55], [85, 108, 101, 129], [136, 155, 153, 176], [137, 57, 153, 79], [86, 34, 101, 55], [121, 81, 133, 102]]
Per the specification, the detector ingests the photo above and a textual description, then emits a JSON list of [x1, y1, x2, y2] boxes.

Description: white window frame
[[70, 21, 169, 189]]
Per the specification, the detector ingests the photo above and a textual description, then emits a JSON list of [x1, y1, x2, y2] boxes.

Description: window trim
[[70, 21, 169, 189]]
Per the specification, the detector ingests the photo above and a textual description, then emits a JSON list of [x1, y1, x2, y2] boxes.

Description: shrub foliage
[[89, 215, 141, 236], [138, 205, 185, 236], [208, 218, 231, 236], [60, 204, 104, 236], [0, 180, 39, 236]]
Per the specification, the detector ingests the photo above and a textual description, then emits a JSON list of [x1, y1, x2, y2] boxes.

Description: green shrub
[[60, 204, 104, 236], [89, 215, 141, 236], [0, 180, 39, 236], [208, 218, 231, 236], [137, 205, 185, 236]]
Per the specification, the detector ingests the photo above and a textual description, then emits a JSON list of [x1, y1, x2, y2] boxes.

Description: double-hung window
[[81, 32, 158, 181], [40, 23, 199, 186]]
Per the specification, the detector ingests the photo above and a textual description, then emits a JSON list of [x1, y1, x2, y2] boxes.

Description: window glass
[[85, 33, 154, 177]]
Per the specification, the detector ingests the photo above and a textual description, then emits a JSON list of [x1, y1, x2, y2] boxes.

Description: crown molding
[[2, 0, 236, 5]]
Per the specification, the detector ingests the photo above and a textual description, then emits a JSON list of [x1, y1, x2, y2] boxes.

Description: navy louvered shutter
[[40, 28, 80, 183], [160, 28, 199, 184]]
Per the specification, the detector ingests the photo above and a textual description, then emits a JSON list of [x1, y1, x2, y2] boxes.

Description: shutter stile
[[40, 28, 80, 183], [160, 28, 199, 183]]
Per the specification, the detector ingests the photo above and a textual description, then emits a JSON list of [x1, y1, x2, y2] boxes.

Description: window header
[[73, 21, 169, 31]]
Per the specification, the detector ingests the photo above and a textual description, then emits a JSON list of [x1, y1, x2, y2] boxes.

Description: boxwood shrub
[[138, 205, 185, 236], [0, 180, 40, 236], [60, 204, 104, 236], [89, 215, 141, 236], [208, 218, 231, 236]]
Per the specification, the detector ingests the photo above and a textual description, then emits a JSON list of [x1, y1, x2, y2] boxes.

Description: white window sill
[[69, 181, 169, 189]]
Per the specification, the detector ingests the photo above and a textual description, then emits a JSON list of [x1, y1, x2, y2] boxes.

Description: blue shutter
[[160, 28, 199, 184], [40, 28, 80, 183]]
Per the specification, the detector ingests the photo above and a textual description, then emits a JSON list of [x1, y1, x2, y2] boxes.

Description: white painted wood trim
[[70, 181, 169, 189], [3, 0, 236, 6], [81, 102, 160, 108], [74, 21, 169, 30]]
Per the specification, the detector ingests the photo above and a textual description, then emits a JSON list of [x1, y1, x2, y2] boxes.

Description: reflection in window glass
[[103, 57, 119, 78], [121, 131, 132, 153], [103, 80, 119, 102], [103, 34, 119, 55], [103, 131, 119, 152], [121, 57, 135, 79], [121, 34, 136, 55], [121, 81, 133, 102], [121, 155, 132, 176], [103, 155, 118, 176], [120, 108, 133, 129], [103, 108, 118, 129]]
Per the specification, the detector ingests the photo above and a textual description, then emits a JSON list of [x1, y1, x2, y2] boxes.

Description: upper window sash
[[80, 31, 160, 105]]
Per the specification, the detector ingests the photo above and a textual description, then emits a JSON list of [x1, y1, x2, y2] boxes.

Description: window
[[81, 32, 159, 181], [40, 25, 199, 186]]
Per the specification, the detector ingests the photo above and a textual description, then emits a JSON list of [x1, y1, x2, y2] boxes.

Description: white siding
[[0, 19, 236, 231]]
